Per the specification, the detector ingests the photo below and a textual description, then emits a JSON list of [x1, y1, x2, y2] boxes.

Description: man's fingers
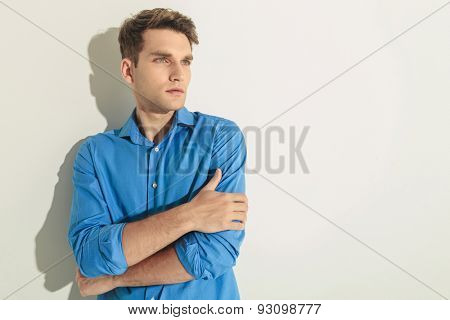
[[231, 202, 248, 212], [230, 212, 247, 223], [228, 221, 245, 230], [225, 192, 247, 203]]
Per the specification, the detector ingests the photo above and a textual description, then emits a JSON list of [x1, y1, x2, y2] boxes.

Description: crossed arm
[[76, 244, 192, 297], [69, 121, 247, 297]]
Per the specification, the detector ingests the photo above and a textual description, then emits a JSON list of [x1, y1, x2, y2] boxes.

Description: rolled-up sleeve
[[67, 140, 128, 278], [174, 120, 247, 280]]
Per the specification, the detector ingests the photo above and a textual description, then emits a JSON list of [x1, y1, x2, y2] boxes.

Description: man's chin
[[141, 103, 184, 114], [163, 103, 185, 112]]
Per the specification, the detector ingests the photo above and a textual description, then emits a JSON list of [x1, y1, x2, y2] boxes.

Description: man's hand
[[75, 268, 116, 297], [186, 168, 248, 233]]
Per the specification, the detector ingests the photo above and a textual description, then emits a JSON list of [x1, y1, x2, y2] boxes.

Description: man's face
[[122, 28, 193, 113]]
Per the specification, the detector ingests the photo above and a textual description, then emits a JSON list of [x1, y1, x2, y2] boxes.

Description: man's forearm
[[122, 202, 195, 267], [113, 243, 194, 287]]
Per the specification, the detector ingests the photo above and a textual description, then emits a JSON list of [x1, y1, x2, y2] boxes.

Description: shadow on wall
[[34, 27, 134, 300]]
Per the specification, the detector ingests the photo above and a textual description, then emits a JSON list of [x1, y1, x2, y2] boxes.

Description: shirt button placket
[[148, 145, 161, 205], [153, 146, 160, 190]]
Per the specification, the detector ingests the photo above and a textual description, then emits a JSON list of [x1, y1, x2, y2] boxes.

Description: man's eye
[[155, 57, 168, 63], [182, 60, 191, 66]]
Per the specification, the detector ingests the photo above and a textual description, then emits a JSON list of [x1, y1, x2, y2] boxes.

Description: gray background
[[1, 0, 449, 299]]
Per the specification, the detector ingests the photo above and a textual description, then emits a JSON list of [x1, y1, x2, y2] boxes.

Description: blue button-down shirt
[[67, 106, 246, 299]]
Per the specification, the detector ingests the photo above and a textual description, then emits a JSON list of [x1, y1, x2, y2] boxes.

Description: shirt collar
[[173, 106, 195, 127], [118, 106, 195, 145]]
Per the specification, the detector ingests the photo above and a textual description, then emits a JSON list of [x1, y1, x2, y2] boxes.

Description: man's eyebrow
[[149, 50, 193, 60]]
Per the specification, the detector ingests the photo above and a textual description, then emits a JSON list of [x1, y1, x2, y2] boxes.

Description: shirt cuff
[[98, 222, 128, 275], [174, 234, 210, 280]]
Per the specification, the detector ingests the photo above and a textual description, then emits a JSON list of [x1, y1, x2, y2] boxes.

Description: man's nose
[[169, 63, 184, 82]]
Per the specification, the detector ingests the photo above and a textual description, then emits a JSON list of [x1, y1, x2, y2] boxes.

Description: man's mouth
[[166, 88, 184, 95]]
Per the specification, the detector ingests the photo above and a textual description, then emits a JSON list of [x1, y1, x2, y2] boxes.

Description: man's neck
[[135, 107, 175, 145]]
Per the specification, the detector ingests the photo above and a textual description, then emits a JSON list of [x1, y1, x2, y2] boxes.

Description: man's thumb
[[203, 168, 222, 191]]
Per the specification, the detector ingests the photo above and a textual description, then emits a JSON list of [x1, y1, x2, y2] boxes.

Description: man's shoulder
[[76, 130, 120, 155], [195, 110, 242, 132], [194, 111, 245, 153], [85, 130, 118, 144]]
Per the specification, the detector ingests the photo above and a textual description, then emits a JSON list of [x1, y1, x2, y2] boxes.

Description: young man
[[67, 8, 248, 299]]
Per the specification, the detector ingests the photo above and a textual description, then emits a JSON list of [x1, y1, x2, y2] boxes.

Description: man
[[67, 8, 248, 299]]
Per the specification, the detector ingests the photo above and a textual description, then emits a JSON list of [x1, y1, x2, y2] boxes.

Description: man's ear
[[120, 58, 134, 84]]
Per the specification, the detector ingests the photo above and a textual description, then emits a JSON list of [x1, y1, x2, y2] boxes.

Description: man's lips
[[166, 88, 184, 93]]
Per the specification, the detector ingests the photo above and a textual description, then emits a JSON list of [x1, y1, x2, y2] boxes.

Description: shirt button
[[154, 147, 159, 152], [152, 182, 158, 189]]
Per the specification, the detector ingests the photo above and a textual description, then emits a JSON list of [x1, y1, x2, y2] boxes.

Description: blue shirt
[[67, 106, 247, 300]]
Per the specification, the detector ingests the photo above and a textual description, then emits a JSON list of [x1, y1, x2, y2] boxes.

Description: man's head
[[118, 8, 199, 113]]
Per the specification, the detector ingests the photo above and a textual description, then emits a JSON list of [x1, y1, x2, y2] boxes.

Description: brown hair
[[118, 8, 199, 67]]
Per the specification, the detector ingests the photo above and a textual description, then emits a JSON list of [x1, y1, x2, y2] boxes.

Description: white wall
[[1, 0, 449, 299]]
